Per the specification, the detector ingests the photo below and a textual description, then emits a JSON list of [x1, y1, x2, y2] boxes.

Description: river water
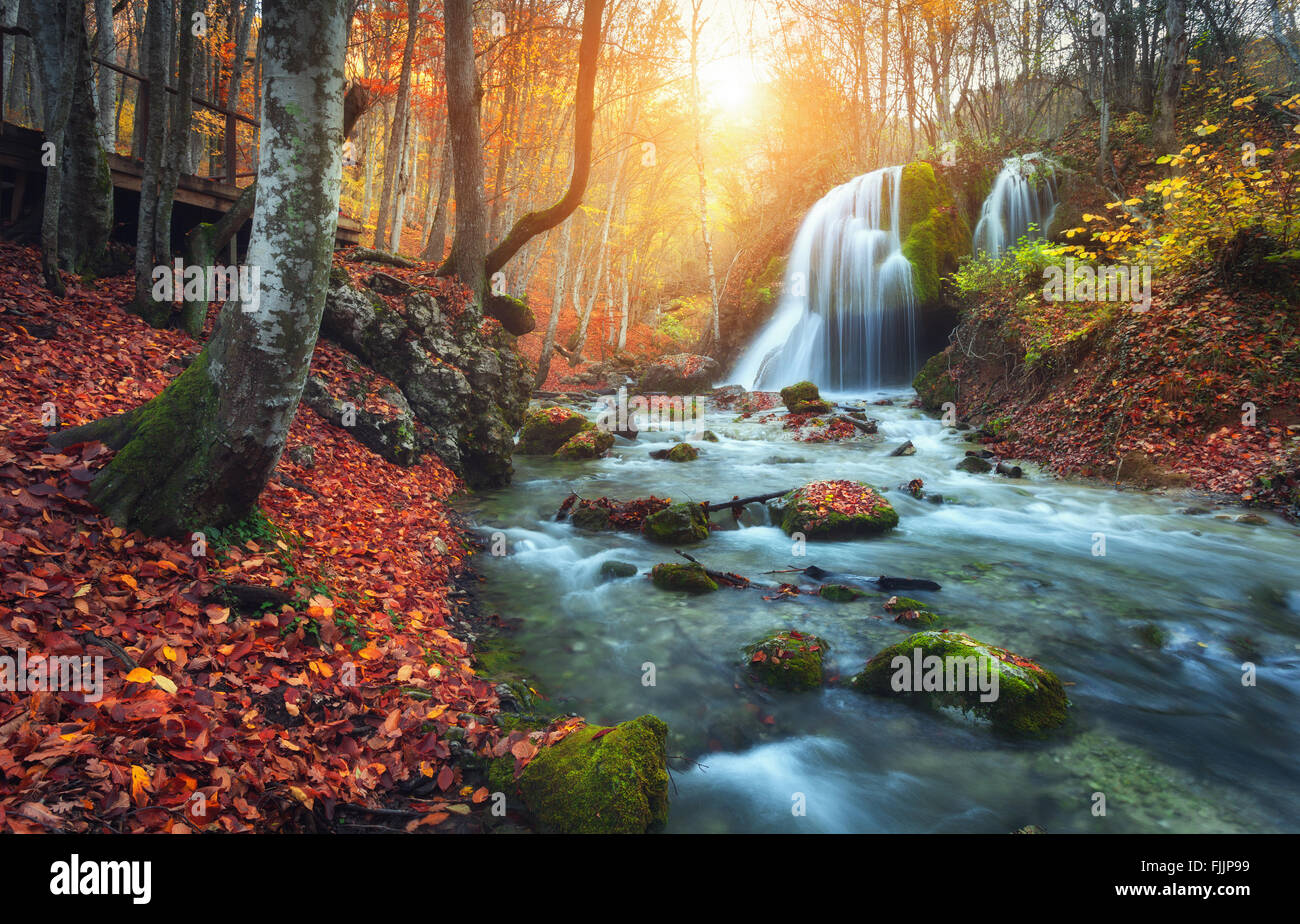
[[459, 390, 1300, 833]]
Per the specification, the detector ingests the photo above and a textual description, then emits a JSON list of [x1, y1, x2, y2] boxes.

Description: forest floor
[[0, 242, 580, 833]]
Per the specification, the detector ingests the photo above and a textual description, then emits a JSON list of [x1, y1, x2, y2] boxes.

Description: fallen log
[[835, 414, 878, 434], [802, 564, 941, 592], [701, 489, 791, 513], [672, 549, 752, 588]]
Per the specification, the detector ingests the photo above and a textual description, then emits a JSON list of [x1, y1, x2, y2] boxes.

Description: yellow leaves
[[125, 667, 154, 684], [153, 675, 178, 695], [130, 764, 151, 806], [161, 645, 177, 662], [307, 593, 334, 619], [1194, 121, 1219, 137], [357, 643, 382, 660], [308, 659, 333, 678], [1230, 95, 1256, 109], [115, 574, 138, 590], [1081, 213, 1106, 223], [287, 785, 314, 810], [426, 703, 449, 720]]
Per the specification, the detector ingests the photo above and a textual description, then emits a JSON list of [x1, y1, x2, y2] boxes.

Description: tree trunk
[[535, 218, 572, 388], [374, 0, 418, 250], [53, 0, 347, 537], [421, 131, 453, 263], [1153, 0, 1188, 152], [93, 0, 117, 152], [688, 0, 719, 347], [440, 0, 489, 302]]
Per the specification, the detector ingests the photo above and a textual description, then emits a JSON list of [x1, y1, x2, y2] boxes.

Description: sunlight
[[701, 59, 759, 116]]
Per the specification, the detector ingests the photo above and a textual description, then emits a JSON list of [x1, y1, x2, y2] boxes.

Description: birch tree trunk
[[535, 218, 572, 388], [94, 0, 117, 151], [52, 0, 348, 537], [688, 0, 719, 346], [1153, 0, 1187, 151], [374, 0, 418, 250]]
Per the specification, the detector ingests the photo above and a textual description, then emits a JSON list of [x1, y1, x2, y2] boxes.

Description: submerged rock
[[883, 595, 942, 627], [486, 715, 670, 834], [956, 456, 993, 474], [819, 583, 867, 602], [642, 502, 710, 544], [650, 561, 717, 594], [744, 630, 828, 691], [555, 429, 614, 460], [666, 442, 699, 462], [517, 407, 593, 455], [773, 480, 899, 538], [598, 560, 639, 581], [850, 630, 1069, 736]]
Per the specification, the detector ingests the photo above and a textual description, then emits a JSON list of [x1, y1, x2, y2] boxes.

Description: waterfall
[[729, 165, 918, 393], [971, 154, 1058, 257]]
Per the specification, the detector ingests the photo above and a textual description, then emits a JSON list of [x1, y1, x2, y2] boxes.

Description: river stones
[[486, 715, 670, 834], [666, 442, 698, 462], [650, 562, 717, 593], [772, 480, 899, 538], [642, 502, 710, 544], [517, 406, 593, 454], [778, 380, 832, 415], [555, 429, 614, 460], [819, 583, 867, 602], [569, 504, 614, 531], [956, 456, 993, 474], [598, 560, 639, 581], [744, 630, 828, 691], [849, 631, 1069, 736], [882, 595, 941, 627]]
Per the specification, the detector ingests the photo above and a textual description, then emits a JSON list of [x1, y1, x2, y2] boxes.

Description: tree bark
[[52, 0, 348, 538], [439, 0, 490, 301], [1153, 0, 1188, 151], [374, 0, 418, 250]]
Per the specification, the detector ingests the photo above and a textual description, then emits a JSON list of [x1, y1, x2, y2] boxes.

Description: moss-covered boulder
[[485, 293, 537, 336], [956, 455, 992, 474], [779, 381, 821, 411], [913, 349, 957, 412], [651, 561, 718, 594], [819, 583, 867, 602], [849, 631, 1069, 736], [744, 630, 828, 691], [898, 161, 972, 310], [555, 429, 615, 460], [599, 560, 639, 581], [569, 504, 614, 531], [642, 502, 710, 544], [700, 430, 720, 442], [883, 596, 942, 627], [517, 406, 593, 455], [486, 715, 670, 833], [774, 480, 898, 538], [666, 442, 699, 462]]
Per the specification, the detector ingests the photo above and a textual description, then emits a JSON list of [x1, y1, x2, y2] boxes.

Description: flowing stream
[[460, 393, 1300, 833]]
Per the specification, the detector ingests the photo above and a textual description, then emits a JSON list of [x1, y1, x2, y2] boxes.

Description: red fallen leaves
[[788, 480, 892, 532], [0, 243, 525, 833], [558, 493, 672, 530]]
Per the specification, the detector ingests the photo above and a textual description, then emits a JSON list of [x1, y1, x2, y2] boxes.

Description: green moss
[[485, 292, 537, 336], [779, 381, 821, 410], [777, 481, 899, 538], [488, 715, 670, 834], [850, 630, 1069, 736], [789, 399, 833, 415], [666, 442, 699, 462], [898, 162, 971, 308], [642, 502, 710, 544], [956, 456, 992, 474], [819, 583, 867, 602], [517, 407, 593, 454], [598, 560, 639, 581], [744, 630, 828, 691], [912, 350, 957, 411], [883, 596, 942, 627], [651, 562, 718, 594], [700, 430, 719, 442], [569, 504, 614, 531], [555, 429, 614, 460]]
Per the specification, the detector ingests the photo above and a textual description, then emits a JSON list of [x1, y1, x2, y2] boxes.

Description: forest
[[0, 0, 1296, 855]]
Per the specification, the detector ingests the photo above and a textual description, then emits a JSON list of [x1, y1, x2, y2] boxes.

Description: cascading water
[[729, 166, 919, 393], [971, 154, 1058, 257]]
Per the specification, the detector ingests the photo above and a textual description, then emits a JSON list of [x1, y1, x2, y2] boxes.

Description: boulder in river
[[569, 504, 614, 531], [599, 560, 639, 581], [642, 502, 710, 544], [773, 480, 899, 538], [889, 440, 916, 457], [666, 442, 699, 462], [957, 456, 993, 474], [883, 595, 942, 627], [778, 380, 832, 414], [744, 630, 828, 691], [651, 561, 718, 593], [635, 353, 720, 395], [555, 429, 614, 460], [819, 583, 868, 602], [849, 630, 1069, 736], [517, 406, 593, 455], [486, 715, 670, 834]]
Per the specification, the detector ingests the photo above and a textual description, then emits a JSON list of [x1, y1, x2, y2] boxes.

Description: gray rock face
[[321, 281, 532, 488]]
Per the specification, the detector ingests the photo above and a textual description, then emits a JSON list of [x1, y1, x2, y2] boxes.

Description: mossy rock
[[956, 456, 992, 474], [779, 381, 821, 411], [776, 480, 898, 538], [484, 293, 537, 335], [599, 560, 639, 581], [700, 430, 719, 442], [849, 630, 1069, 736], [517, 406, 593, 455], [883, 596, 942, 627], [819, 583, 867, 602], [790, 399, 833, 415], [744, 630, 828, 691], [898, 162, 971, 309], [569, 504, 614, 531], [666, 442, 699, 462], [651, 561, 718, 594], [912, 350, 957, 411], [555, 429, 615, 460], [486, 715, 670, 834], [642, 502, 710, 544]]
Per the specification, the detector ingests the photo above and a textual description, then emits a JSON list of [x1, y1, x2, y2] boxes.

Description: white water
[[972, 154, 1059, 257], [729, 166, 918, 393]]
